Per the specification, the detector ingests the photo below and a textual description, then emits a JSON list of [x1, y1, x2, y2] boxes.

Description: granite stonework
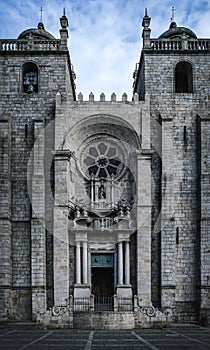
[[0, 10, 209, 328]]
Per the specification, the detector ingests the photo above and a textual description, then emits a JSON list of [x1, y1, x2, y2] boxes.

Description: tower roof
[[159, 22, 197, 39], [17, 22, 55, 40]]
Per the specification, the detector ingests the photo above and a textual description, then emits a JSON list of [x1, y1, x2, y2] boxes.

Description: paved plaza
[[0, 326, 210, 349]]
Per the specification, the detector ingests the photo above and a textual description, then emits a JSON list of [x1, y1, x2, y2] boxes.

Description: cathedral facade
[[0, 10, 209, 328]]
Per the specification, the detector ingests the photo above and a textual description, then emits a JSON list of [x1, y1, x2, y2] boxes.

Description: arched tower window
[[22, 62, 38, 93], [175, 61, 193, 93]]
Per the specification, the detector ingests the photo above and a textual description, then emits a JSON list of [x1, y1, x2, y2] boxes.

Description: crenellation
[[77, 92, 137, 102]]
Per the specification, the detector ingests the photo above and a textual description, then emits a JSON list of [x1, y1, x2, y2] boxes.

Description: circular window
[[79, 136, 127, 180]]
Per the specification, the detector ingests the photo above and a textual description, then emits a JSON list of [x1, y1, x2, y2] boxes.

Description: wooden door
[[92, 267, 114, 297]]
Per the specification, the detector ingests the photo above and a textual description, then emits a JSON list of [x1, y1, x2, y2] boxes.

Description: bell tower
[[133, 10, 210, 323], [0, 11, 76, 320]]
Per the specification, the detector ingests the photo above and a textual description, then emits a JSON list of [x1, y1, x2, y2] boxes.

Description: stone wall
[[73, 312, 135, 330]]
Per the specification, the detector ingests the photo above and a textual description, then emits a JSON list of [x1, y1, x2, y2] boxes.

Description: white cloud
[[0, 0, 209, 100]]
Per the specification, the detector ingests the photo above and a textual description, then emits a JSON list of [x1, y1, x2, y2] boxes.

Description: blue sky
[[0, 0, 209, 99]]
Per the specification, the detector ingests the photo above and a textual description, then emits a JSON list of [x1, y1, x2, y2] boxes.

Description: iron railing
[[73, 298, 91, 312], [52, 295, 156, 316], [117, 297, 133, 311], [94, 297, 113, 311]]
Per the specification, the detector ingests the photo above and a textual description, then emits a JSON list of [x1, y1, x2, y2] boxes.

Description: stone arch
[[63, 114, 141, 152]]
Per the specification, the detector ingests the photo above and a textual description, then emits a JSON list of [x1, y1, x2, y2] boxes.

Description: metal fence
[[73, 296, 133, 312], [94, 297, 113, 311], [73, 298, 91, 312], [117, 298, 133, 311], [52, 295, 156, 317]]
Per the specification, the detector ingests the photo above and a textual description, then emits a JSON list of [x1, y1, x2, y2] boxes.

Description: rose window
[[80, 137, 126, 180]]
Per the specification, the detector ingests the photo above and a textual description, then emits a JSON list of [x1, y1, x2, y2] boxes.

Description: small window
[[22, 62, 38, 93], [175, 61, 193, 93]]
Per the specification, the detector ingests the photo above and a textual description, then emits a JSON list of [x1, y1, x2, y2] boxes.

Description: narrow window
[[176, 227, 179, 245], [22, 62, 38, 93], [175, 62, 193, 93]]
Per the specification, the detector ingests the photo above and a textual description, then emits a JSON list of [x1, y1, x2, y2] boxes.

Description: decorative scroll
[[52, 299, 71, 316], [137, 298, 156, 317]]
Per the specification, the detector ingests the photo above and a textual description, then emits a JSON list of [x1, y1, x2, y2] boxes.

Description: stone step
[[0, 321, 39, 330]]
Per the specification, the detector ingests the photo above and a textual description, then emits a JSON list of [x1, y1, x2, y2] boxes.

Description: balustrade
[[93, 217, 112, 230], [0, 39, 61, 51], [150, 38, 210, 51]]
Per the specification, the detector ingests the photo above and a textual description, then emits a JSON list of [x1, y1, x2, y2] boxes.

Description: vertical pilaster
[[161, 118, 176, 310], [53, 150, 71, 305], [136, 149, 153, 304], [199, 118, 210, 323], [31, 121, 46, 318], [0, 120, 12, 319]]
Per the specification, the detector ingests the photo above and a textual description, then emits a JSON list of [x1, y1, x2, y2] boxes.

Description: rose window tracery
[[70, 135, 135, 227], [79, 137, 126, 180]]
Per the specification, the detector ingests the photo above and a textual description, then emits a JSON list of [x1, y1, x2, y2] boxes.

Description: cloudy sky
[[0, 0, 209, 100]]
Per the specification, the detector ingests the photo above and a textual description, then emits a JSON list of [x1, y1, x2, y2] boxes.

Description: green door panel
[[91, 253, 114, 268]]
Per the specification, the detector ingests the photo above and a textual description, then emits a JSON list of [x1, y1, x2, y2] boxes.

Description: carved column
[[125, 241, 130, 285], [76, 241, 81, 284], [117, 235, 132, 299], [118, 241, 123, 285], [82, 240, 88, 284], [90, 176, 94, 209], [74, 233, 90, 299]]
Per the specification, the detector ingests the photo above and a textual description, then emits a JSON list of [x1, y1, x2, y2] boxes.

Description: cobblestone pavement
[[0, 327, 210, 349]]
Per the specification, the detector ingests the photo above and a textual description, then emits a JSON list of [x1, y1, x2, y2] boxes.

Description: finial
[[40, 6, 44, 22], [142, 8, 151, 30], [171, 6, 175, 23], [60, 8, 68, 29], [38, 22, 45, 30]]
